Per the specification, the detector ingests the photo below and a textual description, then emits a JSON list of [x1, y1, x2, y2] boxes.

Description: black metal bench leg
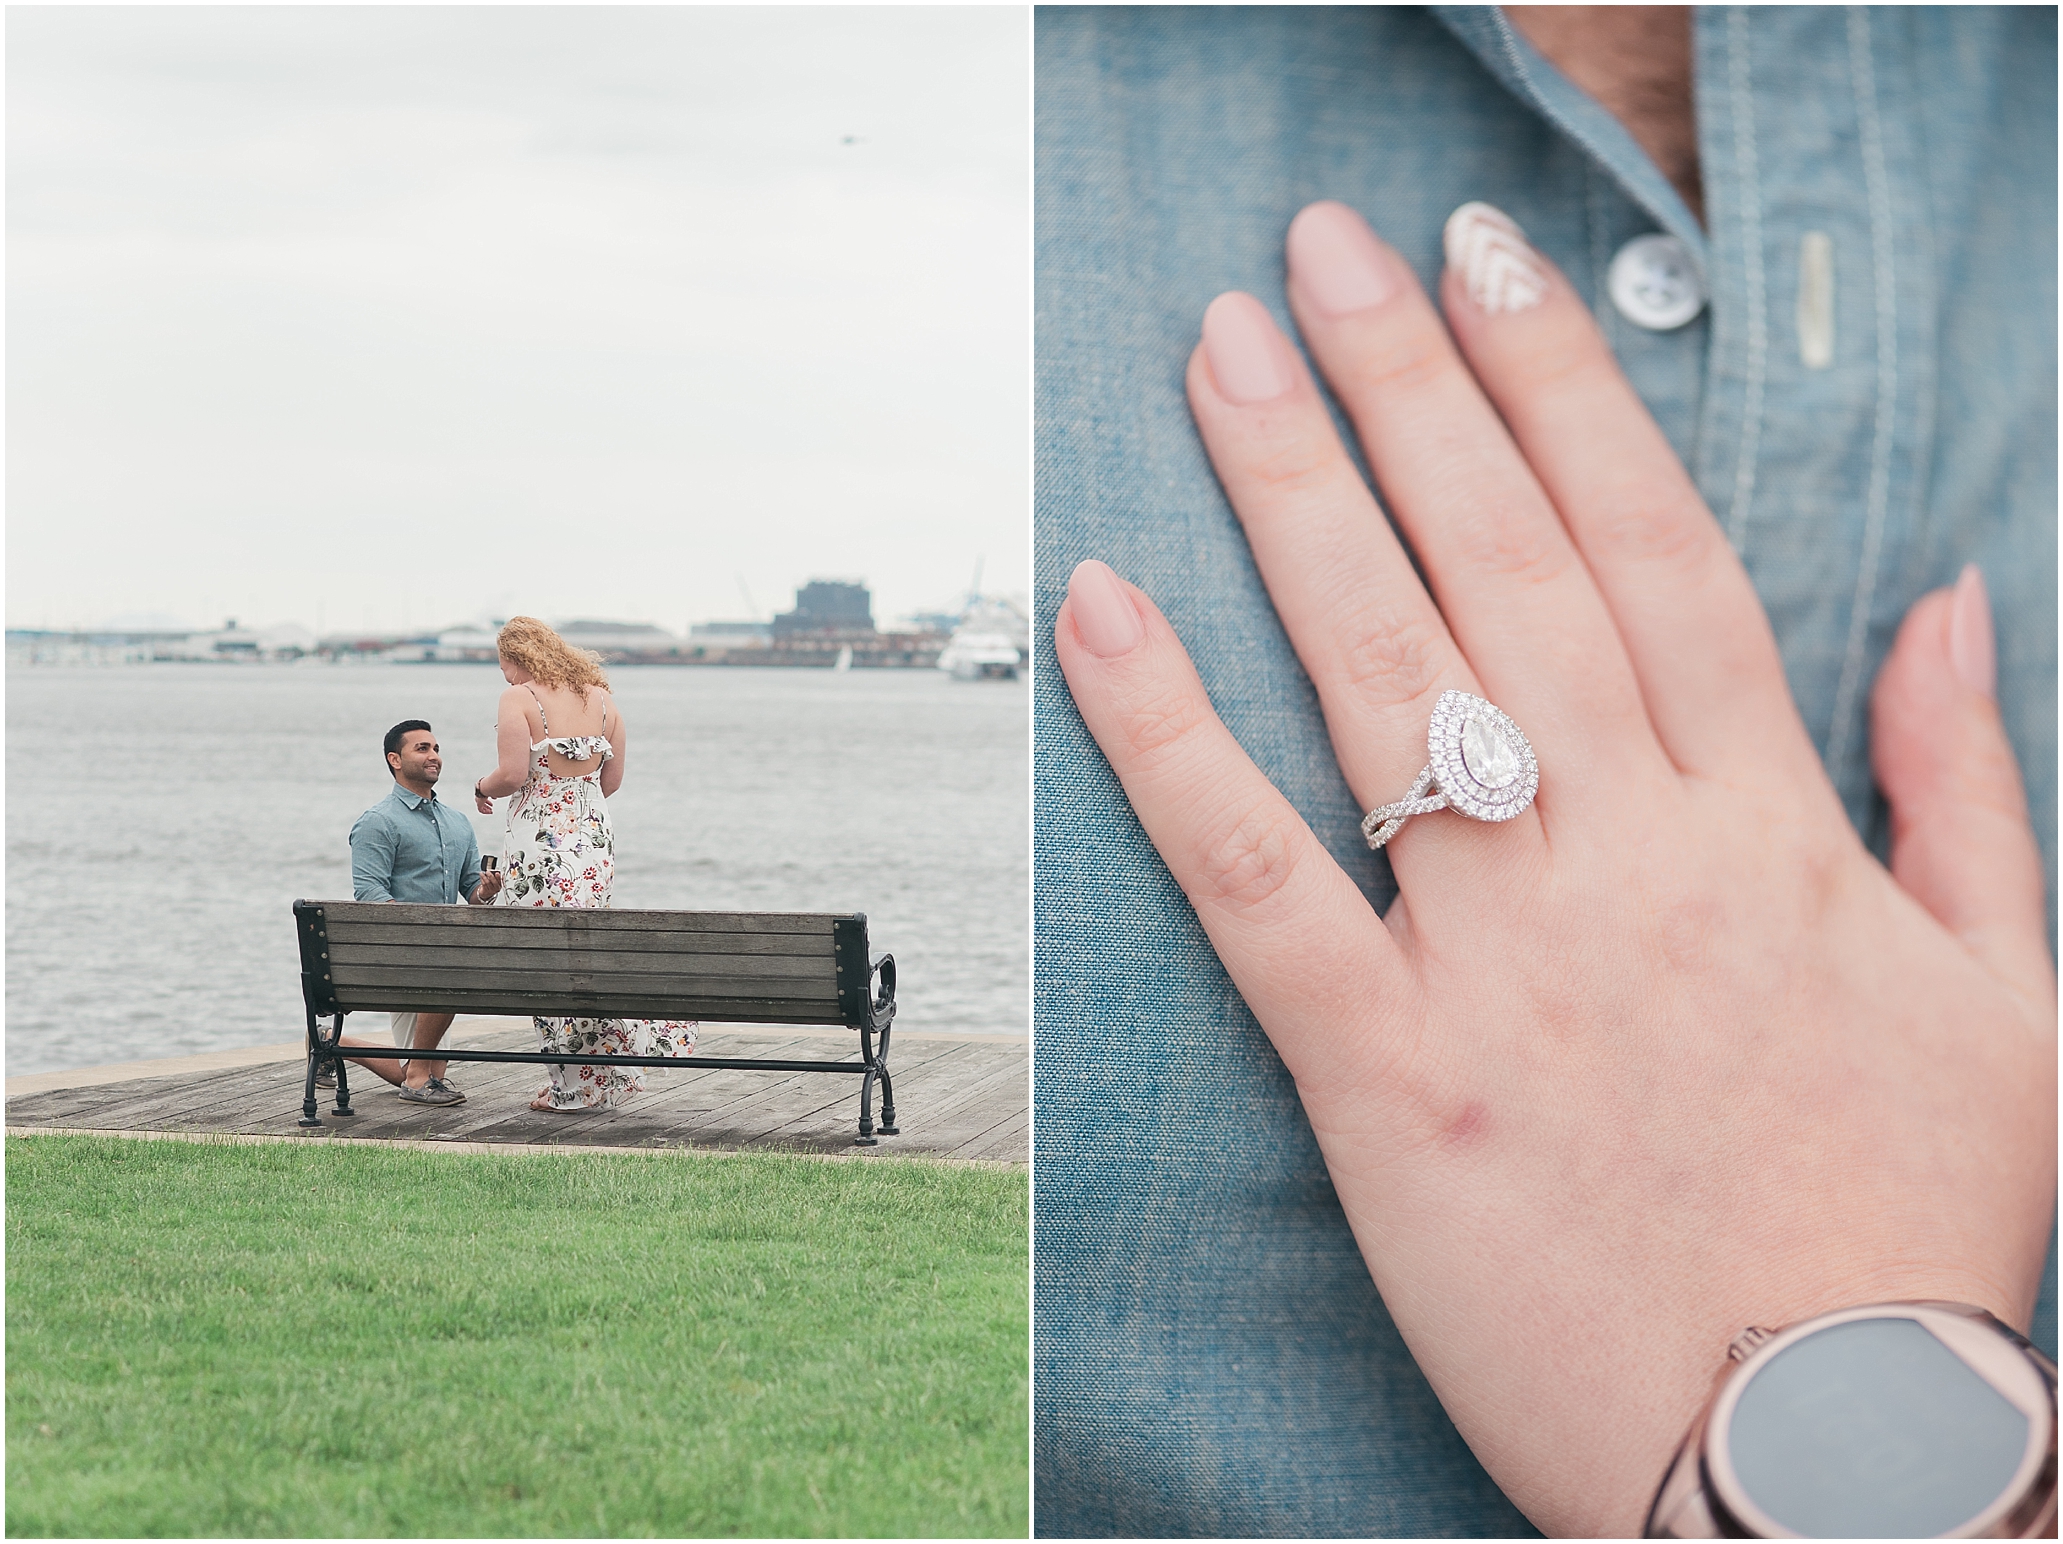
[[329, 1014, 355, 1116], [852, 1024, 879, 1145], [299, 1050, 323, 1128], [876, 1026, 897, 1136], [855, 1065, 879, 1146], [298, 998, 328, 1128]]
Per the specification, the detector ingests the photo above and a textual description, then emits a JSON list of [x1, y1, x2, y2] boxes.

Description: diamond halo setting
[[1361, 690, 1539, 849]]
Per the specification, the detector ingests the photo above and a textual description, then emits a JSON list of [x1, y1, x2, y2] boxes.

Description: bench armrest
[[869, 951, 898, 1029], [866, 945, 899, 1032]]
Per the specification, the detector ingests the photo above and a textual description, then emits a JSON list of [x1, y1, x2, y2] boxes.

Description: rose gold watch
[[1647, 1302, 2056, 1539]]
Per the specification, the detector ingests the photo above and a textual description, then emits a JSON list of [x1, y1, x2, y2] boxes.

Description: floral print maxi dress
[[495, 697, 696, 1109]]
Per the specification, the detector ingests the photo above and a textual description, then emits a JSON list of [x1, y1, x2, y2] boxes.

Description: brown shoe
[[397, 1079, 464, 1106]]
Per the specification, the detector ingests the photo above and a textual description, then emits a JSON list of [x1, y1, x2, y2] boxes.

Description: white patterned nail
[[1443, 201, 1549, 314]]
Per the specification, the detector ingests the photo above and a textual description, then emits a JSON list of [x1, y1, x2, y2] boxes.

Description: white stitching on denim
[[1724, 6, 1766, 556], [1824, 7, 1897, 778]]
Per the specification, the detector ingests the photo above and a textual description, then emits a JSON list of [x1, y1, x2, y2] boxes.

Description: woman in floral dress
[[471, 616, 695, 1110]]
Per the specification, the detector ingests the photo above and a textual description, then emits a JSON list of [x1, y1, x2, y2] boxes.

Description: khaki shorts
[[390, 1011, 417, 1070]]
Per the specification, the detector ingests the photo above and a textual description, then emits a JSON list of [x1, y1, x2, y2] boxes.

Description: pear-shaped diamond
[[1461, 714, 1520, 790]]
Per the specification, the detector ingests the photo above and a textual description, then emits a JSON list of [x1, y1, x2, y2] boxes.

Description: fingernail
[[1286, 201, 1400, 317], [1444, 201, 1548, 315], [1068, 560, 1146, 659], [1201, 292, 1295, 405], [1948, 563, 1996, 699]]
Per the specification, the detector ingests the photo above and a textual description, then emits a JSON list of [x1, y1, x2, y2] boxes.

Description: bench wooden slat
[[328, 944, 837, 980], [318, 925, 834, 958], [318, 905, 840, 937], [327, 988, 852, 1023], [330, 963, 840, 999]]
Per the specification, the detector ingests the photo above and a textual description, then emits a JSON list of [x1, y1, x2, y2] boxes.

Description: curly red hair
[[496, 616, 609, 693]]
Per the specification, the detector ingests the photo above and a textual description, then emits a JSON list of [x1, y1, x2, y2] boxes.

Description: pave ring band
[[1362, 690, 1539, 850]]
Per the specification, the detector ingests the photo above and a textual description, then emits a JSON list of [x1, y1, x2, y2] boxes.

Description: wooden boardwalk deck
[[5, 1020, 1027, 1163]]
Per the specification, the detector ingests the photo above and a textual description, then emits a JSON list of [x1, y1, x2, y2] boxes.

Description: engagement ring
[[1362, 690, 1539, 849]]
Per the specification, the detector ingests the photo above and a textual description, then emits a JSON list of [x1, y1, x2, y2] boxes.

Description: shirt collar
[[390, 783, 435, 811], [1430, 5, 1708, 264]]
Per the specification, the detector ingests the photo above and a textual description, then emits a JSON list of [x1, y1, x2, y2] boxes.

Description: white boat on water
[[938, 597, 1028, 680]]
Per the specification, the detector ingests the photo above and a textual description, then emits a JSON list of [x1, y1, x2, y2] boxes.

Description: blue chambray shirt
[[1035, 7, 2056, 1536], [349, 783, 481, 905]]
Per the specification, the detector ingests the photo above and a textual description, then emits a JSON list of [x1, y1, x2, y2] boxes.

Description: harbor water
[[7, 662, 1028, 1075]]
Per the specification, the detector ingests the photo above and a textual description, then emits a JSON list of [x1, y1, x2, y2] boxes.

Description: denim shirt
[[1033, 7, 2056, 1536], [349, 783, 481, 906]]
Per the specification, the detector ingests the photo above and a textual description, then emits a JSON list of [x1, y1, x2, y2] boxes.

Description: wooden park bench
[[291, 901, 900, 1144]]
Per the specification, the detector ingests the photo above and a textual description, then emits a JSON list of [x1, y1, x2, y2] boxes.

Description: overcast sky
[[8, 6, 1028, 637]]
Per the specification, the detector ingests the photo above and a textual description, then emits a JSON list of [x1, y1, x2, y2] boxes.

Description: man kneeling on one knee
[[332, 719, 503, 1106]]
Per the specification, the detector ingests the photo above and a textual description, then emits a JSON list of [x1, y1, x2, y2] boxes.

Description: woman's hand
[[473, 782, 495, 815], [1053, 201, 2056, 1538]]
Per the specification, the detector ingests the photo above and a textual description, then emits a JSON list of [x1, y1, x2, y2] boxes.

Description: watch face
[[1721, 1315, 2031, 1538]]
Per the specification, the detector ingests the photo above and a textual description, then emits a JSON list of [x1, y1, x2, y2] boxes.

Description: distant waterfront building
[[253, 622, 316, 659], [772, 580, 873, 636], [7, 619, 316, 664], [166, 620, 315, 661], [688, 621, 772, 646], [320, 631, 438, 661], [433, 624, 500, 662], [551, 620, 682, 658], [5, 630, 154, 667]]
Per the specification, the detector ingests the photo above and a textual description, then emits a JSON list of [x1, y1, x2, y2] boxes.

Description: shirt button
[[1607, 233, 1705, 330]]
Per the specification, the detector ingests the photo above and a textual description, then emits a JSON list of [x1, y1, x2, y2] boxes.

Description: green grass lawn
[[7, 1135, 1028, 1538]]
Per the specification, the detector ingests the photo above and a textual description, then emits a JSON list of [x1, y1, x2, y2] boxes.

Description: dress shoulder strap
[[522, 684, 548, 732]]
